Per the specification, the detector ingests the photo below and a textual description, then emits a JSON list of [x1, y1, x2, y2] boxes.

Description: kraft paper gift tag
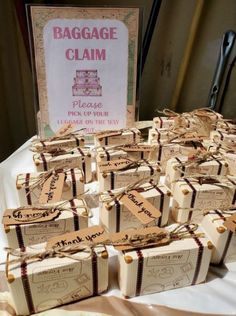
[[2, 198, 89, 248], [99, 182, 171, 232], [16, 168, 84, 205]]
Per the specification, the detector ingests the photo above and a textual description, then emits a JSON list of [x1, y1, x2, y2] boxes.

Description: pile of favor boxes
[[2, 109, 236, 315]]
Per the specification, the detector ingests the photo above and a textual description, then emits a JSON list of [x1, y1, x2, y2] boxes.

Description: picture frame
[[27, 5, 140, 137]]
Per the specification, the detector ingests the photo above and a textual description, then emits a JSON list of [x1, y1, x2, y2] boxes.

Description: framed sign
[[28, 5, 140, 137]]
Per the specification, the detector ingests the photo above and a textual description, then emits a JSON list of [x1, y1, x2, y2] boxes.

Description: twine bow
[[167, 119, 203, 143], [173, 175, 235, 192], [3, 223, 202, 269], [31, 129, 86, 153], [99, 177, 159, 205], [23, 169, 60, 195], [4, 243, 94, 277], [155, 108, 223, 142], [20, 167, 84, 200], [158, 107, 222, 120], [204, 207, 236, 222], [174, 149, 222, 175], [191, 107, 222, 119], [93, 129, 128, 138], [32, 128, 86, 144], [157, 109, 180, 117], [168, 129, 203, 143]]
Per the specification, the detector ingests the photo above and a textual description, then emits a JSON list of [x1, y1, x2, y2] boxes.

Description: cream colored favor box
[[7, 243, 108, 315], [210, 130, 236, 146], [98, 163, 161, 192], [207, 146, 236, 176], [148, 128, 172, 144], [16, 168, 84, 205], [165, 155, 229, 189], [172, 176, 236, 211], [120, 143, 154, 161], [201, 209, 236, 264], [148, 141, 205, 173], [96, 147, 128, 162], [153, 116, 175, 129], [3, 199, 89, 248], [224, 151, 236, 176], [118, 225, 212, 297], [171, 200, 204, 224], [33, 148, 92, 183], [31, 134, 85, 152], [99, 183, 171, 232], [94, 128, 141, 147], [96, 146, 151, 162]]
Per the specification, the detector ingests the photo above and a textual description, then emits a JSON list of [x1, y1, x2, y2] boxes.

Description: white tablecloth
[[1, 138, 236, 315]]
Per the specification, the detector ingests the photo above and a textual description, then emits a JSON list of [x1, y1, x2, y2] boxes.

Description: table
[[0, 138, 236, 315]]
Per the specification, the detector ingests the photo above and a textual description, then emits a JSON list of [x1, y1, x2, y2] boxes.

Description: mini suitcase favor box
[[16, 168, 84, 205]]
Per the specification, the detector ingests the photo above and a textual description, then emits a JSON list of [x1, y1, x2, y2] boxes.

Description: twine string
[[21, 167, 84, 198], [94, 143, 157, 153], [173, 150, 222, 175], [92, 128, 133, 138], [32, 128, 86, 145], [203, 208, 236, 222], [100, 158, 159, 174], [155, 108, 223, 142], [172, 174, 234, 189], [99, 177, 159, 205], [4, 223, 203, 269]]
